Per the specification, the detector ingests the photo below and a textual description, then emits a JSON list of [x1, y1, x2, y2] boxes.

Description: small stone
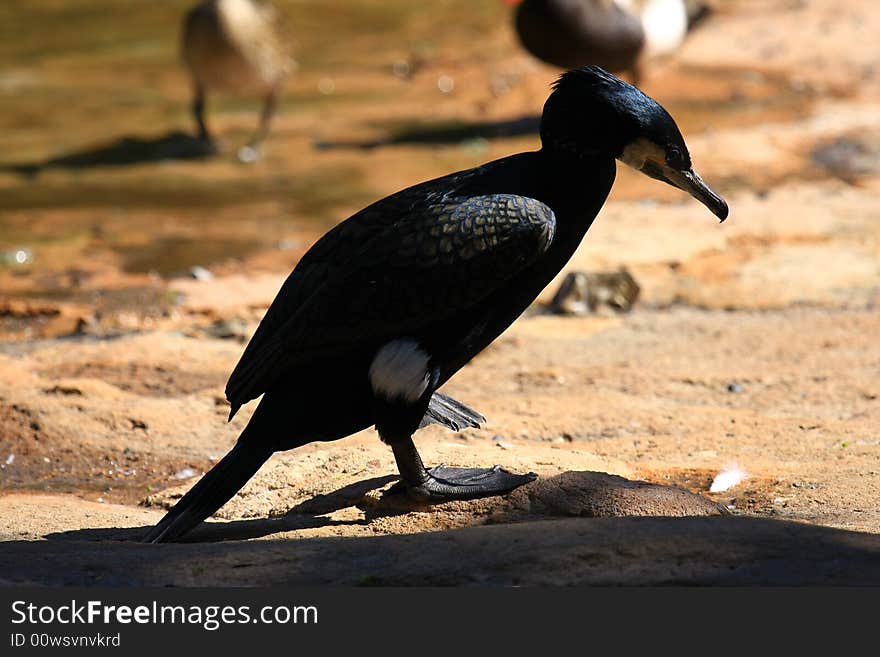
[[1, 248, 33, 265], [189, 266, 214, 281], [237, 145, 260, 164], [437, 75, 454, 93], [548, 269, 640, 315], [392, 60, 411, 80], [205, 317, 250, 341], [318, 77, 335, 95], [171, 468, 198, 480]]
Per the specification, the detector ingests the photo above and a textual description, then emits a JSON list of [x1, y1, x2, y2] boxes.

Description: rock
[[812, 132, 880, 182], [0, 248, 32, 266], [171, 467, 199, 480], [237, 145, 260, 164], [548, 269, 640, 315], [204, 317, 252, 341], [188, 266, 214, 281], [437, 75, 454, 93], [507, 471, 728, 518]]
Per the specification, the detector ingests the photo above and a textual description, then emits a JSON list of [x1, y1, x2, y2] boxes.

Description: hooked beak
[[666, 168, 729, 222], [641, 161, 729, 222]]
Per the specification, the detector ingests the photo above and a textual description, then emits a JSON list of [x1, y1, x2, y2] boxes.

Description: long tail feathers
[[148, 391, 481, 542], [143, 441, 274, 543], [420, 391, 486, 431]]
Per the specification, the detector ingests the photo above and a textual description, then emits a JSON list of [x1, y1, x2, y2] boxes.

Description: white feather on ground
[[709, 463, 747, 492]]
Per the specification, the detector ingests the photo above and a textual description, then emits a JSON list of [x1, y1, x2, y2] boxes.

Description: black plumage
[[145, 66, 727, 543], [224, 190, 559, 419]]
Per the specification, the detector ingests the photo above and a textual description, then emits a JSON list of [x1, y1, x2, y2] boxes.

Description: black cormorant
[[145, 66, 727, 543]]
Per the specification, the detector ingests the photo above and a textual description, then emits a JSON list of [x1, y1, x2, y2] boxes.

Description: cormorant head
[[540, 65, 728, 221]]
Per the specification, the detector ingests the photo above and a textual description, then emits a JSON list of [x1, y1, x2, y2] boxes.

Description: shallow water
[[0, 0, 828, 336]]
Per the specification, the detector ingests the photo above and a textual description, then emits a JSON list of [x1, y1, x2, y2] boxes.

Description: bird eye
[[666, 147, 686, 169]]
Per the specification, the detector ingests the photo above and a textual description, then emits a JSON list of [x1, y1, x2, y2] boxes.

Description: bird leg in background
[[388, 435, 537, 501], [192, 82, 217, 154], [238, 88, 279, 163], [193, 83, 208, 140]]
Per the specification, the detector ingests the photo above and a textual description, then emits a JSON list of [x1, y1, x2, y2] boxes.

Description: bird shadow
[[44, 473, 430, 544], [315, 114, 541, 151], [11, 512, 880, 586], [2, 130, 215, 177]]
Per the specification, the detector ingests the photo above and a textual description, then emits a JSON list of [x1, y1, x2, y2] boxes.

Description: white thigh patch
[[369, 339, 431, 403]]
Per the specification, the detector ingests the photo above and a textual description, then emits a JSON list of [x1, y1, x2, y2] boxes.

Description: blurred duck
[[182, 0, 294, 161], [509, 0, 711, 83]]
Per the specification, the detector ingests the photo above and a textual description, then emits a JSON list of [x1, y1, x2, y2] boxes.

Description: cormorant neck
[[534, 147, 617, 217], [537, 145, 614, 178]]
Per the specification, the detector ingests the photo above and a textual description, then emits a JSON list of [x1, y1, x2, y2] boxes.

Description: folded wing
[[226, 192, 556, 417]]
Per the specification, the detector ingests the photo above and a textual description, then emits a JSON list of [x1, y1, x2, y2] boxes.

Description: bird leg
[[389, 435, 537, 501], [192, 82, 217, 155], [238, 88, 279, 163]]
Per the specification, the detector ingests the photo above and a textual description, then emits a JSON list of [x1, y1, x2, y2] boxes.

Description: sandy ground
[[1, 0, 879, 585]]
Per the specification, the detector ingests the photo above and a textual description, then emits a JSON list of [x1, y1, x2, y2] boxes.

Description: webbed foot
[[403, 464, 537, 501]]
